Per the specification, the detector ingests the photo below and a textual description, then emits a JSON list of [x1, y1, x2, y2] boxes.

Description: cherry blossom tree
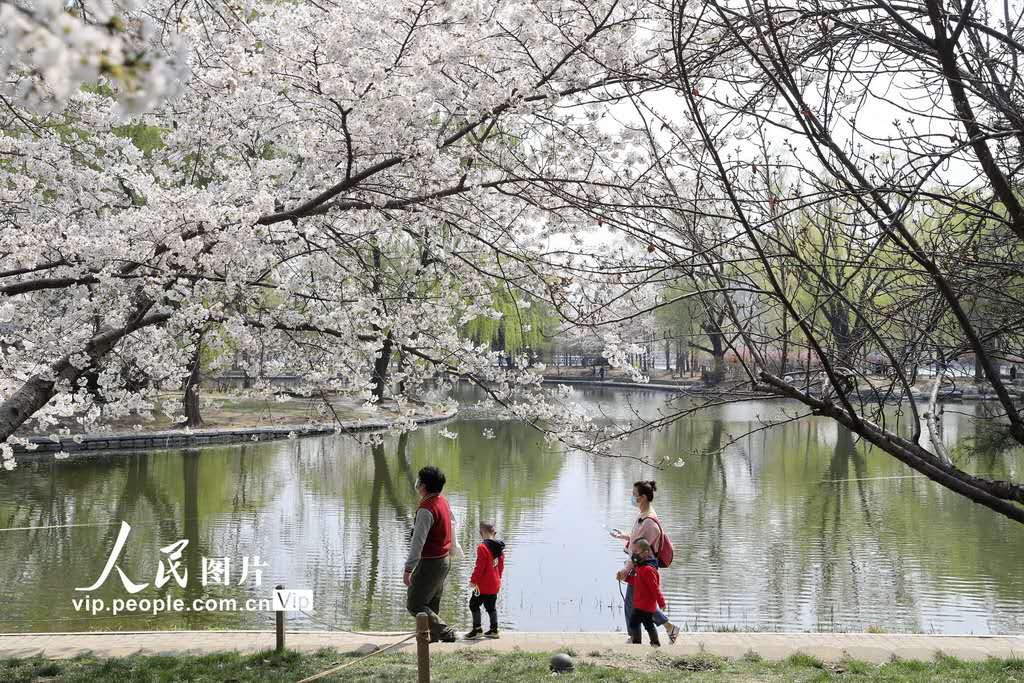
[[1, 0, 186, 113], [11, 0, 1024, 531], [0, 0, 655, 468]]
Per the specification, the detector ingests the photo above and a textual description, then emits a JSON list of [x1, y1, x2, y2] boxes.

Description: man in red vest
[[404, 465, 458, 642]]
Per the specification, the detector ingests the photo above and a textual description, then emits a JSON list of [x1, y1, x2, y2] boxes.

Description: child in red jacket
[[464, 520, 505, 639], [625, 538, 666, 646]]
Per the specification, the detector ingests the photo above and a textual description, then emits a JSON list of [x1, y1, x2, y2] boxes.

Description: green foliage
[[80, 82, 116, 98], [112, 123, 165, 156], [655, 278, 703, 335], [463, 286, 555, 355]]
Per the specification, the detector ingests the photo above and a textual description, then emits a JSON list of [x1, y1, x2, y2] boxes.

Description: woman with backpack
[[611, 480, 681, 644]]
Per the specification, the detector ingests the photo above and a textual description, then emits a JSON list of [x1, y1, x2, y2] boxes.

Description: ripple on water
[[0, 394, 1022, 634]]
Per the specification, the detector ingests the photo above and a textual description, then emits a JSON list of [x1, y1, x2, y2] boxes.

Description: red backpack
[[647, 516, 674, 568]]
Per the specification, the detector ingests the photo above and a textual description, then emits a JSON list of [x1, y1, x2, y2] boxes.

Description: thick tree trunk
[[371, 331, 394, 402], [826, 306, 859, 370], [0, 309, 170, 442], [182, 335, 203, 428], [708, 332, 726, 384], [396, 348, 407, 396], [697, 309, 728, 384]]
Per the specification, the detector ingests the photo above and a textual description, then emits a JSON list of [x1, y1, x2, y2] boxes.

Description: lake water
[[1, 386, 1023, 635]]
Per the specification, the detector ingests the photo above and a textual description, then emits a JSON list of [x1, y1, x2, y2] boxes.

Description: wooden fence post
[[416, 612, 431, 683], [275, 584, 285, 653]]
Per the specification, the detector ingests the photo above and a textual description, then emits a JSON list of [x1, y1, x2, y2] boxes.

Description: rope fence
[[293, 630, 419, 683], [256, 585, 429, 682], [290, 612, 430, 683]]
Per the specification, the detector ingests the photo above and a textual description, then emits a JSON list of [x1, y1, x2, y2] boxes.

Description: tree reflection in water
[[0, 392, 1022, 634]]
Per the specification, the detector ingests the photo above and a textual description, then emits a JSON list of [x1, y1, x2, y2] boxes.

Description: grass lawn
[[3, 648, 1024, 682]]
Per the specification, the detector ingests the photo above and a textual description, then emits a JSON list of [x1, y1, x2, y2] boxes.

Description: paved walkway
[[1, 631, 1022, 664]]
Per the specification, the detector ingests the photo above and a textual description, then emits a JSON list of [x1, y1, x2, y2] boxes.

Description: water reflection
[[0, 390, 1022, 634]]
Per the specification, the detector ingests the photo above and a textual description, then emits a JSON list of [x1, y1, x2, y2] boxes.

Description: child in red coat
[[624, 538, 666, 646], [464, 521, 505, 639]]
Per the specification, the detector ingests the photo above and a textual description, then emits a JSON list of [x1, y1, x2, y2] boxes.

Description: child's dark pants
[[469, 593, 498, 630], [629, 608, 661, 645]]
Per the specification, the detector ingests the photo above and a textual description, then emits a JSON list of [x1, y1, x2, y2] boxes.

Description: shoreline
[[1, 630, 1021, 664], [14, 376, 1008, 459], [14, 406, 457, 457], [542, 375, 1021, 402]]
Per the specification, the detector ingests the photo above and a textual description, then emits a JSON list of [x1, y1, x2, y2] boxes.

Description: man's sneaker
[[666, 624, 680, 644], [464, 628, 483, 640], [484, 628, 500, 639], [438, 628, 457, 643]]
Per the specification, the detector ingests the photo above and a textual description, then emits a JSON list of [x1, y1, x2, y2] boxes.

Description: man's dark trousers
[[406, 556, 452, 640]]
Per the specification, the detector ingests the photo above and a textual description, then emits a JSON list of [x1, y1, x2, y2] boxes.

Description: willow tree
[[463, 288, 556, 368]]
